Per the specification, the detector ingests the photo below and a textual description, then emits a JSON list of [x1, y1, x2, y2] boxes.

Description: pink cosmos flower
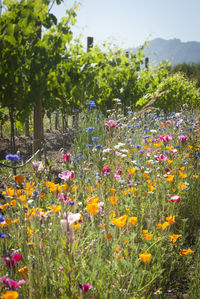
[[159, 135, 173, 142], [166, 120, 172, 124], [168, 195, 181, 203], [178, 135, 188, 143], [2, 253, 22, 268], [58, 170, 74, 181], [155, 154, 168, 162], [106, 120, 118, 128], [58, 193, 67, 202], [0, 276, 25, 289], [112, 173, 121, 180]]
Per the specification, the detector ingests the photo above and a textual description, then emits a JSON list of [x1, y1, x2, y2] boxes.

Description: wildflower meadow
[[0, 102, 200, 298], [1, 1, 200, 298]]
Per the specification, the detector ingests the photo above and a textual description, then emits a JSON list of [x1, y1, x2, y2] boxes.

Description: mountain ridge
[[129, 38, 200, 66]]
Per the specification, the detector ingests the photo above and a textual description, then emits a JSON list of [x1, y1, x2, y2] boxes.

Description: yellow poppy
[[48, 205, 61, 213], [18, 266, 29, 277], [86, 186, 93, 193], [169, 234, 182, 243], [18, 195, 26, 202], [111, 215, 127, 228], [166, 215, 175, 224], [6, 188, 15, 197], [128, 217, 137, 226], [109, 188, 116, 194], [139, 253, 152, 263], [179, 248, 194, 256], [1, 290, 19, 299], [108, 196, 118, 205], [86, 203, 99, 216], [166, 175, 174, 183], [128, 168, 136, 174]]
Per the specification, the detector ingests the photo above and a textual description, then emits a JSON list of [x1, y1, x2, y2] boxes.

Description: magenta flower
[[2, 253, 22, 268], [58, 193, 67, 203], [106, 120, 118, 128], [155, 154, 168, 162], [0, 276, 25, 289], [178, 135, 188, 143], [168, 195, 181, 203], [58, 170, 74, 181], [102, 165, 110, 174], [79, 283, 93, 293], [62, 153, 71, 163], [159, 135, 173, 142]]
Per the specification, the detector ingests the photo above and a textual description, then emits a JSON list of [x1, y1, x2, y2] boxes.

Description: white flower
[[32, 161, 44, 172]]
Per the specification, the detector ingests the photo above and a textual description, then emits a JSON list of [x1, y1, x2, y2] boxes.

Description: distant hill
[[129, 38, 200, 66]]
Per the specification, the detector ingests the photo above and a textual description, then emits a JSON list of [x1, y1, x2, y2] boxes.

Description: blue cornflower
[[140, 150, 145, 154], [86, 100, 96, 107], [0, 215, 5, 223], [87, 177, 91, 183], [87, 127, 94, 132], [95, 144, 102, 148], [86, 144, 92, 148], [0, 232, 6, 238], [6, 154, 20, 161], [92, 137, 99, 142], [135, 144, 141, 149]]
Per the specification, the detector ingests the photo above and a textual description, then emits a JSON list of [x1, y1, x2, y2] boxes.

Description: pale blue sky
[[52, 0, 200, 49]]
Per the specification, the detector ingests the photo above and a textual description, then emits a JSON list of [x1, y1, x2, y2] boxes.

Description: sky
[[51, 0, 200, 50]]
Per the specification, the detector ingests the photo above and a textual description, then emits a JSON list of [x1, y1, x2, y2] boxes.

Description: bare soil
[[0, 130, 73, 191]]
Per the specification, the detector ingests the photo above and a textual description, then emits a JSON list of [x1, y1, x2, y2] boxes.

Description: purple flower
[[0, 215, 5, 223], [6, 154, 20, 161], [0, 232, 6, 238]]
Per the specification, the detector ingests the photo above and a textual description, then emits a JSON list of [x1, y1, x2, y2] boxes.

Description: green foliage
[[136, 65, 200, 112], [170, 62, 200, 88]]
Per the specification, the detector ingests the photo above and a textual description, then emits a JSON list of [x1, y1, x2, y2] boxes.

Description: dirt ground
[[0, 130, 73, 191]]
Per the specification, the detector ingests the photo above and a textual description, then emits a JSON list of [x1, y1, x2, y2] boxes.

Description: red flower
[[2, 253, 22, 268], [168, 195, 181, 203]]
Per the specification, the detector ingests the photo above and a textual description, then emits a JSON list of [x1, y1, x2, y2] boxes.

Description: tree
[[0, 0, 77, 153]]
